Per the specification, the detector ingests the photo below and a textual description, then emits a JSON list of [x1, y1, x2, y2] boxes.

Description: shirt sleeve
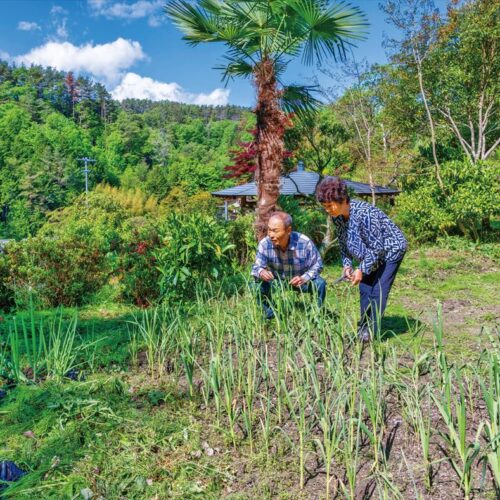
[[359, 211, 385, 275], [333, 217, 352, 268], [301, 240, 324, 282], [251, 240, 268, 279]]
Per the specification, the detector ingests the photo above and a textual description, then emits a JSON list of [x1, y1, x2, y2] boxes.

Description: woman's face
[[321, 200, 349, 218]]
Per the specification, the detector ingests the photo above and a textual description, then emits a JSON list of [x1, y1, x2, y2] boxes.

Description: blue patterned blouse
[[332, 200, 407, 275]]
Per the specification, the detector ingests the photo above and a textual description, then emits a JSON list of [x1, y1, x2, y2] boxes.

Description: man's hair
[[315, 176, 350, 203], [269, 211, 293, 228]]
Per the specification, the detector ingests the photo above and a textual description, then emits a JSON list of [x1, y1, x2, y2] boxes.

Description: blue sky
[[0, 0, 447, 107]]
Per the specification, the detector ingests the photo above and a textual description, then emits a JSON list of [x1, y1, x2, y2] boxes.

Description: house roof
[[212, 171, 400, 197]]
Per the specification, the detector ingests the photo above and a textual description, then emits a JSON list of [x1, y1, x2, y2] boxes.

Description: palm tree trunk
[[254, 58, 287, 241]]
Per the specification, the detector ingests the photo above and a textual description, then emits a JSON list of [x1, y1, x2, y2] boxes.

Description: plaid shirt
[[251, 232, 323, 282]]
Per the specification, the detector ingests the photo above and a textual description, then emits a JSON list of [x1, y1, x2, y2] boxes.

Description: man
[[251, 211, 326, 320]]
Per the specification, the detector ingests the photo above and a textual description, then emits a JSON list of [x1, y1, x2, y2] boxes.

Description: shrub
[[93, 184, 164, 217], [226, 213, 256, 265], [161, 187, 218, 216], [395, 160, 499, 242], [0, 251, 14, 311], [118, 217, 161, 307], [5, 235, 109, 307], [155, 213, 235, 301], [40, 192, 126, 251], [277, 196, 326, 247], [2, 193, 129, 307]]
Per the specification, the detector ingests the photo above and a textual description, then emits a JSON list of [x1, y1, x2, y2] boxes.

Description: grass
[[0, 244, 498, 499]]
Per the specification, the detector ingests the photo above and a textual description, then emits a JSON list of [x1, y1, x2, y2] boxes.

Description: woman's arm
[[359, 211, 385, 275]]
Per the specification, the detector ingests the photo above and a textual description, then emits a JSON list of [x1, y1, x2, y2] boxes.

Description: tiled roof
[[212, 171, 400, 197]]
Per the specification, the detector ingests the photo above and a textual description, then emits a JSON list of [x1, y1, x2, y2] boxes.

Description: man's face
[[268, 217, 292, 249], [321, 201, 347, 217]]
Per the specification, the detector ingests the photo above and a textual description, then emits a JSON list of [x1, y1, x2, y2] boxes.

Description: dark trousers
[[359, 258, 403, 334], [255, 277, 327, 319]]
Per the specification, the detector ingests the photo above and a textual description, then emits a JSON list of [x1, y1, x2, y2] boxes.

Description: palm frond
[[280, 84, 321, 119], [287, 0, 368, 65], [165, 0, 369, 88], [164, 0, 220, 44], [215, 55, 254, 83]]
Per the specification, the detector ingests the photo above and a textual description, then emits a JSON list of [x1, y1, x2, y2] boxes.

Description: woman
[[316, 177, 407, 341]]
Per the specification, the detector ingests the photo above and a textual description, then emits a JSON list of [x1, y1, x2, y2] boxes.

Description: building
[[212, 163, 400, 219]]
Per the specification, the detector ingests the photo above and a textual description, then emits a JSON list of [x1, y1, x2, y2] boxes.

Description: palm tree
[[165, 0, 367, 239]]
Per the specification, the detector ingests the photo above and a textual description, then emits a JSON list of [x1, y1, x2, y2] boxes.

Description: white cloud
[[147, 15, 162, 27], [111, 72, 230, 105], [14, 38, 146, 84], [51, 5, 68, 15], [88, 0, 165, 26], [18, 21, 41, 31], [55, 19, 68, 40], [48, 5, 70, 41]]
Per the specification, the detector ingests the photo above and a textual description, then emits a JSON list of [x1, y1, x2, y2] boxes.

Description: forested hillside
[[0, 62, 251, 238]]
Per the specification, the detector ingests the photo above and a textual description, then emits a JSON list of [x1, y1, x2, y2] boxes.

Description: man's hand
[[343, 266, 354, 279], [289, 276, 306, 287], [259, 269, 274, 282], [349, 269, 363, 286]]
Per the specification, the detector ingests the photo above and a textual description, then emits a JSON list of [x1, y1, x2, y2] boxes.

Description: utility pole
[[77, 157, 96, 204]]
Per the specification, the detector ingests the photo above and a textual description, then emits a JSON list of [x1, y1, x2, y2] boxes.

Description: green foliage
[[118, 217, 161, 307], [155, 213, 235, 301], [285, 107, 352, 175], [161, 187, 218, 216], [396, 160, 499, 242], [226, 213, 256, 265], [278, 196, 326, 247], [4, 235, 109, 308], [1, 193, 128, 307], [423, 0, 499, 162], [0, 62, 247, 238], [0, 251, 13, 310]]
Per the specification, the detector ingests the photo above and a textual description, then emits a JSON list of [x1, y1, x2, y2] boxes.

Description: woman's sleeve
[[359, 211, 385, 275]]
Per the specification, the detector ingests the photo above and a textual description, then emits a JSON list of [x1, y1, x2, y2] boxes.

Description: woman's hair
[[315, 176, 350, 203]]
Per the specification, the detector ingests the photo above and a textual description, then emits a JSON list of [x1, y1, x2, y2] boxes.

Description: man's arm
[[251, 240, 270, 280], [301, 240, 324, 283]]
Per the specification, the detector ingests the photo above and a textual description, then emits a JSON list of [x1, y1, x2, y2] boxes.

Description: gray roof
[[212, 171, 400, 197]]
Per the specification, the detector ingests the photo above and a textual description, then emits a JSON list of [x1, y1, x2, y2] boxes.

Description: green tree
[[286, 106, 350, 175], [381, 0, 446, 189], [165, 0, 366, 238], [424, 0, 499, 162]]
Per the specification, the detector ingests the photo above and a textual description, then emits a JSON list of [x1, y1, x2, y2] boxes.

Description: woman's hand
[[349, 269, 363, 286], [343, 266, 353, 279]]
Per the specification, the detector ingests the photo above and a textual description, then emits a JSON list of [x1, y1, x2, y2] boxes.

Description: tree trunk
[[415, 54, 445, 192], [319, 215, 337, 260], [254, 59, 287, 241], [368, 167, 376, 206]]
